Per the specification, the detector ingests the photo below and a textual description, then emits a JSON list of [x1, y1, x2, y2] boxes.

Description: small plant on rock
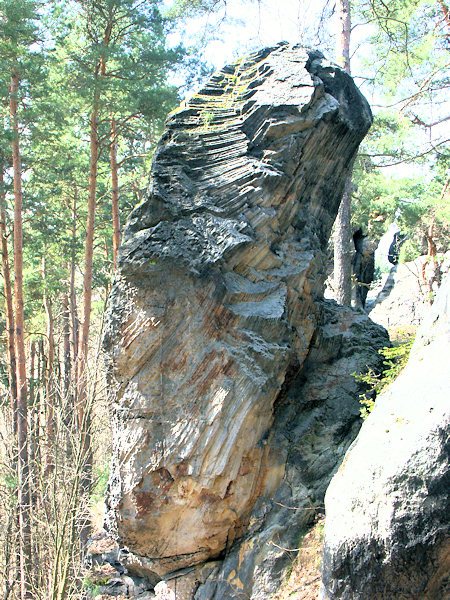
[[354, 332, 414, 419]]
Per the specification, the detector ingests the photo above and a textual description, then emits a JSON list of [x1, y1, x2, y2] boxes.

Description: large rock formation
[[320, 275, 450, 600], [103, 43, 380, 598]]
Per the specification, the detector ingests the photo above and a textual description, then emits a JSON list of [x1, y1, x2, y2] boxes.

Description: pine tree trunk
[[10, 69, 32, 600], [76, 93, 100, 548], [1, 165, 20, 600], [334, 179, 353, 305], [28, 341, 38, 516], [62, 292, 71, 398], [76, 29, 110, 548], [42, 257, 55, 477], [334, 0, 353, 306], [0, 168, 18, 423], [338, 0, 351, 74], [70, 191, 79, 393], [111, 117, 120, 270]]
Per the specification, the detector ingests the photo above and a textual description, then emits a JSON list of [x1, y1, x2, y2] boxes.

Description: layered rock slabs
[[103, 44, 373, 585]]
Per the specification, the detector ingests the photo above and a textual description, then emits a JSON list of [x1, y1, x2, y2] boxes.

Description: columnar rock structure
[[103, 43, 374, 595]]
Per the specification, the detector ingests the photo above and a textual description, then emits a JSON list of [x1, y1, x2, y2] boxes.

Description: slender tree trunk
[[70, 191, 79, 394], [28, 341, 38, 516], [0, 169, 18, 423], [76, 31, 110, 547], [10, 69, 32, 600], [62, 292, 71, 398], [111, 117, 120, 270], [1, 168, 19, 600], [337, 0, 351, 73], [334, 179, 353, 305], [36, 339, 44, 469], [132, 178, 142, 204], [62, 291, 73, 458], [334, 0, 353, 306], [76, 86, 101, 547], [76, 98, 99, 400], [42, 257, 55, 476], [76, 101, 98, 406]]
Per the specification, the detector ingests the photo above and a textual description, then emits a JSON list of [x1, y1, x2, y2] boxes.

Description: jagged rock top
[[120, 43, 372, 275]]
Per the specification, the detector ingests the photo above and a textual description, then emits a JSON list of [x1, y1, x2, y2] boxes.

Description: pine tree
[[0, 1, 40, 595], [333, 0, 353, 306]]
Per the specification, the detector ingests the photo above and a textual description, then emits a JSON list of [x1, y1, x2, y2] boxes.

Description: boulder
[[103, 43, 377, 597], [320, 275, 450, 600]]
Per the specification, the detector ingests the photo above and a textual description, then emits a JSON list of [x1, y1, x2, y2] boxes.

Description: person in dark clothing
[[352, 228, 375, 308], [388, 232, 407, 265]]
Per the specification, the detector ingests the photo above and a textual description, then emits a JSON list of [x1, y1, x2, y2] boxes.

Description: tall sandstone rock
[[103, 44, 382, 599]]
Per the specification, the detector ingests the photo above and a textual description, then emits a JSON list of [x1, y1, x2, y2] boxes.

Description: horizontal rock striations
[[103, 43, 375, 594]]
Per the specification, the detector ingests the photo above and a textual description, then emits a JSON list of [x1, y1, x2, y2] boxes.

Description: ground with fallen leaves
[[271, 517, 324, 600]]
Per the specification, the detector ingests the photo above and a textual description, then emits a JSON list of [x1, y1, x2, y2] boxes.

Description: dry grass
[[272, 517, 324, 600]]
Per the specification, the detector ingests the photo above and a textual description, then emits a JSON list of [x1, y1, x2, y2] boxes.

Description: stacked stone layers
[[103, 43, 373, 586]]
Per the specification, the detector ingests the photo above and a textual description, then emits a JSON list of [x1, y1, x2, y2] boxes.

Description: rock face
[[320, 275, 450, 600], [367, 253, 450, 330], [103, 43, 378, 597]]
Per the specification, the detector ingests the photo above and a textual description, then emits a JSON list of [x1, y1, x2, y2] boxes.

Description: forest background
[[0, 1, 448, 599]]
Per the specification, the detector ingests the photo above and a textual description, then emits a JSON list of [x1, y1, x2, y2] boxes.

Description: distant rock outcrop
[[367, 253, 450, 330], [320, 275, 450, 600], [102, 43, 380, 599]]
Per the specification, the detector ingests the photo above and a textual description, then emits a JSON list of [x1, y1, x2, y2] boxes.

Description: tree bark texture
[[334, 178, 353, 305], [111, 117, 120, 270], [10, 69, 32, 600], [0, 169, 18, 421], [334, 0, 353, 306]]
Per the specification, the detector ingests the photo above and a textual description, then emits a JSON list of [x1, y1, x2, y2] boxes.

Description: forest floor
[[272, 516, 325, 600]]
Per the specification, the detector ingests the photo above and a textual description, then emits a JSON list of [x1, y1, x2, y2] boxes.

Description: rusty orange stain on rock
[[133, 491, 154, 519]]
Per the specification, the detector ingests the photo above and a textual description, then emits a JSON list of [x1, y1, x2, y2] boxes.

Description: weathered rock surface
[[193, 302, 389, 600], [103, 43, 379, 598], [367, 253, 450, 330], [320, 275, 450, 600]]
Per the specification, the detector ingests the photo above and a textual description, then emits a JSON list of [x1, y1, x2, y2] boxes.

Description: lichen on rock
[[103, 43, 379, 598]]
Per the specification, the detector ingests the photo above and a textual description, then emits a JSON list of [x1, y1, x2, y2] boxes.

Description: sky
[[165, 0, 447, 181], [166, 0, 378, 102], [185, 0, 336, 67], [167, 1, 336, 72]]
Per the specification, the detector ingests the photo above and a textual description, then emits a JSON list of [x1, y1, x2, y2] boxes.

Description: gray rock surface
[[103, 43, 379, 598], [194, 301, 389, 600], [320, 275, 450, 600], [367, 252, 450, 330]]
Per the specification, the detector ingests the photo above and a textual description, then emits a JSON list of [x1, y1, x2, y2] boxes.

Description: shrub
[[354, 333, 414, 419]]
